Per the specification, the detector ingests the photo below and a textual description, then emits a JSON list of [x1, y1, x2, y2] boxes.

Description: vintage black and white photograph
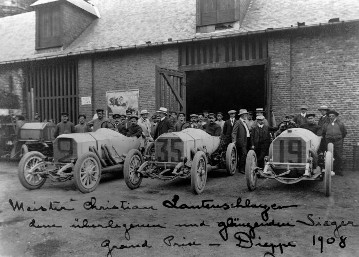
[[0, 0, 359, 256]]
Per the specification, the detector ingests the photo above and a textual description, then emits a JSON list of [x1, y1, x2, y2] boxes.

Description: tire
[[324, 151, 332, 197], [124, 149, 143, 189], [225, 143, 237, 176], [191, 151, 207, 194], [18, 151, 47, 190], [73, 152, 102, 193], [245, 150, 258, 191]]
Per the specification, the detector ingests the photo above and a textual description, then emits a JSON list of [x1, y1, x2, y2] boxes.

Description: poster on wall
[[106, 89, 139, 116]]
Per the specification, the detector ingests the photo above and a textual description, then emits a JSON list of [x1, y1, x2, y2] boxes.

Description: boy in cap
[[154, 107, 174, 139], [75, 114, 91, 133], [174, 112, 190, 131], [126, 115, 143, 138], [215, 112, 225, 130], [88, 108, 108, 132], [203, 113, 221, 136], [293, 105, 308, 126], [251, 115, 271, 168], [322, 110, 347, 176], [54, 112, 75, 138], [300, 114, 321, 135]]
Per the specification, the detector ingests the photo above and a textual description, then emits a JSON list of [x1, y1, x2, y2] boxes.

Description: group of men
[[53, 103, 347, 176]]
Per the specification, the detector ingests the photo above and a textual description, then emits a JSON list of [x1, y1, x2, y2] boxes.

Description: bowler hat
[[238, 109, 249, 116], [327, 110, 339, 116], [318, 105, 329, 111]]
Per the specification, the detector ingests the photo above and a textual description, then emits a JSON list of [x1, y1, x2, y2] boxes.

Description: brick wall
[[78, 45, 179, 120], [62, 2, 95, 48], [269, 23, 359, 170]]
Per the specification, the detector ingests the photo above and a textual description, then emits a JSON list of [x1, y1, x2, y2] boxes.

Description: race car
[[123, 128, 237, 194], [245, 128, 334, 196], [18, 128, 143, 193]]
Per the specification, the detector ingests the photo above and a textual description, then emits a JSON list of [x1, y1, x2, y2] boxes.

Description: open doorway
[[186, 65, 266, 119]]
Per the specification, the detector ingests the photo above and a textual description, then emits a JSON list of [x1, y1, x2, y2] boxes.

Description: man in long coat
[[154, 107, 174, 139], [251, 115, 271, 168]]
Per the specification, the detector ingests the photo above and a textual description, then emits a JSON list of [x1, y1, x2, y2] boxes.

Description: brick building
[[0, 0, 359, 168]]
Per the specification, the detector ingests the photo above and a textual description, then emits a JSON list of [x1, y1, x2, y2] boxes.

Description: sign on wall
[[106, 89, 139, 116], [81, 96, 92, 105]]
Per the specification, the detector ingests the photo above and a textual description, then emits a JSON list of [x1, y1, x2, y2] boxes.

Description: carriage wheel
[[225, 143, 237, 176], [74, 152, 102, 193], [18, 151, 47, 190], [245, 150, 258, 191], [191, 151, 207, 194], [124, 149, 143, 189], [324, 151, 333, 197]]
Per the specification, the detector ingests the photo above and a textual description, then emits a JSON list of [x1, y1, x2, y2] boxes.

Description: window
[[36, 6, 62, 49], [198, 0, 236, 26]]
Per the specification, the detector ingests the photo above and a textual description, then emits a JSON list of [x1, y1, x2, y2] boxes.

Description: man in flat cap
[[203, 113, 222, 136], [88, 108, 108, 132], [232, 109, 251, 173], [113, 113, 128, 135], [75, 114, 91, 133], [126, 115, 143, 138], [154, 107, 174, 139], [215, 112, 225, 130], [189, 114, 200, 128], [251, 115, 271, 168], [174, 112, 190, 131], [300, 114, 322, 135], [293, 105, 308, 127], [322, 110, 347, 176], [54, 112, 75, 138]]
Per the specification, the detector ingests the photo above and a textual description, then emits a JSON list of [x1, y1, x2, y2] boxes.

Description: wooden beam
[[179, 59, 268, 71]]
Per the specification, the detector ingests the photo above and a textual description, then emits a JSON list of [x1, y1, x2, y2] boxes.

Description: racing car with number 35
[[123, 128, 237, 194], [245, 128, 334, 196]]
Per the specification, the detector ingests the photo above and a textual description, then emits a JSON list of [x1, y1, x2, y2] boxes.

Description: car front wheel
[[74, 152, 102, 193]]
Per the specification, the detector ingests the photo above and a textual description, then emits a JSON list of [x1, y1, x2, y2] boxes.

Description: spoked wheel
[[324, 151, 333, 197], [225, 143, 237, 176], [74, 152, 102, 193], [245, 150, 258, 191], [18, 151, 47, 190], [191, 151, 207, 194], [124, 149, 143, 189]]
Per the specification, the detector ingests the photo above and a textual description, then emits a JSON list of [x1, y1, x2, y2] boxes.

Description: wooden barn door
[[155, 66, 186, 113]]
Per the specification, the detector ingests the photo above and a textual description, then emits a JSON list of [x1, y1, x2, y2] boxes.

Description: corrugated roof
[[0, 0, 359, 64]]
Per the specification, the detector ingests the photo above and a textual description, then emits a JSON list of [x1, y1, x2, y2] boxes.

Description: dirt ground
[[0, 160, 358, 257]]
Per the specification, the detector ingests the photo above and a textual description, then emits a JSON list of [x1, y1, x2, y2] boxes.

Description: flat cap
[[228, 110, 236, 114]]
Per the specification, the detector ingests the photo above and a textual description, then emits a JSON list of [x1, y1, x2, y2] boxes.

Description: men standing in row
[[322, 110, 347, 176], [203, 113, 221, 136], [251, 115, 271, 168], [232, 109, 251, 173], [293, 105, 308, 126], [154, 107, 174, 139], [54, 112, 75, 138]]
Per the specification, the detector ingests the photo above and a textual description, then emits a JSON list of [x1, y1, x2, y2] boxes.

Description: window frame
[[196, 0, 238, 27]]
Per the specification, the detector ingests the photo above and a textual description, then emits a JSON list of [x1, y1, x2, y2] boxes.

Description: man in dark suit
[[251, 115, 271, 168], [293, 105, 308, 127], [232, 109, 251, 173], [154, 107, 174, 139]]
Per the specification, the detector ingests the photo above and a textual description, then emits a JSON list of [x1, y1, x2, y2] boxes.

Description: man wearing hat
[[203, 110, 209, 124], [154, 107, 174, 139], [322, 110, 347, 176], [174, 112, 190, 131], [138, 110, 153, 141], [252, 108, 269, 127], [203, 113, 221, 136], [126, 115, 143, 138], [251, 115, 271, 168], [222, 110, 237, 147], [75, 114, 91, 133], [113, 113, 128, 135], [293, 105, 308, 126], [189, 114, 200, 128], [232, 109, 251, 173], [54, 112, 75, 138], [318, 105, 330, 128], [215, 112, 225, 130], [300, 114, 321, 135], [88, 108, 108, 132]]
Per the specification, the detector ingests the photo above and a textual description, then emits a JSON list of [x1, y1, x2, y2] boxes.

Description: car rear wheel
[[74, 152, 102, 193], [225, 143, 237, 176], [324, 151, 332, 197], [191, 151, 207, 194], [245, 150, 258, 191], [124, 149, 143, 189], [18, 151, 47, 190]]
